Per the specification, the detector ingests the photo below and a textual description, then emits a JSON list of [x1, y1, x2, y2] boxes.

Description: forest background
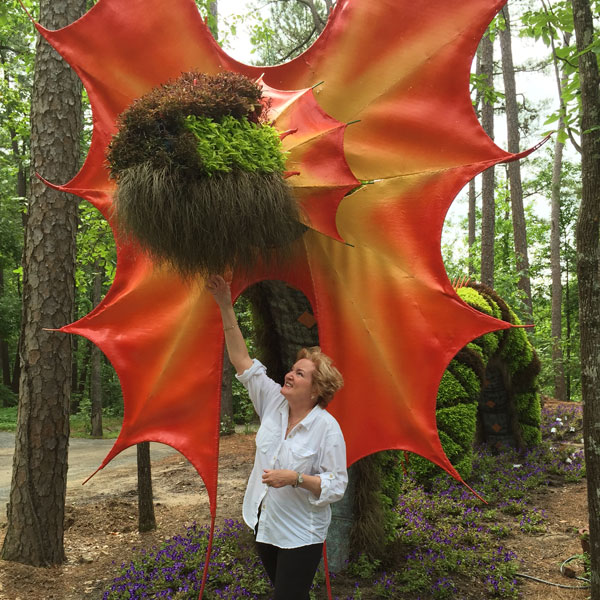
[[0, 0, 599, 594], [1, 0, 595, 416]]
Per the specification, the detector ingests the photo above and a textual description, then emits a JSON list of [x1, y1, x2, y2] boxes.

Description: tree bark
[[499, 6, 533, 320], [1, 0, 85, 566], [137, 442, 156, 532], [0, 270, 12, 392], [220, 344, 234, 429], [571, 0, 600, 597], [207, 1, 218, 39], [10, 331, 21, 395], [90, 262, 103, 437], [479, 33, 495, 288], [468, 180, 477, 277], [550, 120, 567, 402]]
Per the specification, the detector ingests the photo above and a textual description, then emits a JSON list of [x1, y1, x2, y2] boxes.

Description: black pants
[[255, 540, 323, 600]]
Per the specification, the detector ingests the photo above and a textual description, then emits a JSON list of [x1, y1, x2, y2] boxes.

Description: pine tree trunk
[[571, 1, 600, 597], [137, 442, 156, 532], [480, 33, 495, 287], [10, 332, 21, 395], [90, 263, 103, 437], [550, 123, 567, 402], [468, 180, 477, 276], [0, 269, 12, 392], [0, 0, 85, 566], [499, 6, 533, 320], [208, 1, 218, 38], [220, 344, 234, 430]]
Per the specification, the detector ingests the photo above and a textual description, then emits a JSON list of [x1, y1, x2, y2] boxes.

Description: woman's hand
[[262, 469, 322, 498], [262, 469, 297, 488], [205, 274, 232, 308]]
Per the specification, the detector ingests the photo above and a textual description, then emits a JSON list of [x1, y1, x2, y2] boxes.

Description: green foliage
[[437, 404, 478, 449], [107, 72, 264, 176], [376, 451, 404, 541], [0, 405, 122, 437], [500, 324, 532, 374], [450, 360, 481, 398], [520, 422, 542, 447], [246, 0, 331, 65], [456, 286, 492, 316], [520, 0, 600, 145], [184, 115, 287, 175], [108, 71, 305, 278], [436, 370, 468, 408], [70, 409, 121, 439], [0, 388, 17, 413], [0, 8, 32, 387], [347, 553, 381, 579]]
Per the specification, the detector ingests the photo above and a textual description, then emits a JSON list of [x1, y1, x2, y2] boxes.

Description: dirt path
[[0, 434, 256, 600], [0, 432, 180, 517], [0, 433, 590, 599]]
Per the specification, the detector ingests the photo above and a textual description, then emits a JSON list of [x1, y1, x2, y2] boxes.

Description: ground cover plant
[[100, 401, 586, 599]]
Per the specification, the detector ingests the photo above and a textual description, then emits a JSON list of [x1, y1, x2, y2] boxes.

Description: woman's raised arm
[[205, 275, 253, 375]]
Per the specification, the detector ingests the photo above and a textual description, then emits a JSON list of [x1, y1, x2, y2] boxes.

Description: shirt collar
[[279, 401, 322, 429]]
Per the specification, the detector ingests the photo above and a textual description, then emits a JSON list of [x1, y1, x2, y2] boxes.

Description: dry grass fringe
[[351, 455, 386, 559], [112, 163, 306, 278]]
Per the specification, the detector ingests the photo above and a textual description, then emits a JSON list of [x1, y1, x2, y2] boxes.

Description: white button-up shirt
[[238, 359, 348, 548]]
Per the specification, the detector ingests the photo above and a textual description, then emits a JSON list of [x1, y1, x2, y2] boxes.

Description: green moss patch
[[107, 71, 304, 277]]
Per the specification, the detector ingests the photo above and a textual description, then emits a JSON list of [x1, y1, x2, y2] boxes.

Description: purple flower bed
[[103, 519, 269, 599], [103, 404, 585, 599], [540, 402, 583, 443]]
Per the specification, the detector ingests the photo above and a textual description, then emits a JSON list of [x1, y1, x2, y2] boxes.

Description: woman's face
[[281, 358, 316, 404]]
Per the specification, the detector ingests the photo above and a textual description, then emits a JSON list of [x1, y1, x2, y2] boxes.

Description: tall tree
[[479, 31, 495, 287], [249, 0, 334, 64], [549, 25, 572, 402], [571, 0, 600, 596], [1, 0, 85, 565], [90, 260, 103, 437], [499, 5, 533, 319], [550, 121, 568, 402]]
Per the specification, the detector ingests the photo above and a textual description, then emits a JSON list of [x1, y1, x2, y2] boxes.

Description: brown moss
[[112, 164, 305, 278], [107, 72, 265, 176]]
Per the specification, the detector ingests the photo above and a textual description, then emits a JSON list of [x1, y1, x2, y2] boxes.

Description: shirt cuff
[[308, 472, 343, 507], [235, 358, 265, 383]]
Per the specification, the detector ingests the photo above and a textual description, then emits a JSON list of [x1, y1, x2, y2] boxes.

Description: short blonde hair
[[296, 346, 343, 408]]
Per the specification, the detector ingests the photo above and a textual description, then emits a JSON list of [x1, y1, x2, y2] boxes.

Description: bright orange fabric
[[36, 0, 539, 514]]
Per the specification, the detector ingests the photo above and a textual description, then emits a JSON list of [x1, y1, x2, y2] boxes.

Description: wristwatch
[[293, 472, 304, 488]]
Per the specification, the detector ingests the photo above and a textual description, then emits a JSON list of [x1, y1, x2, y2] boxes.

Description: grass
[[0, 406, 122, 438], [0, 406, 17, 432], [100, 402, 587, 599]]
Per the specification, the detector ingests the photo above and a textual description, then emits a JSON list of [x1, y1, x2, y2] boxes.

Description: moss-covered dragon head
[[107, 71, 304, 278]]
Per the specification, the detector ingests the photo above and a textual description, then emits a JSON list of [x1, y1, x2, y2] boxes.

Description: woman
[[206, 275, 347, 600]]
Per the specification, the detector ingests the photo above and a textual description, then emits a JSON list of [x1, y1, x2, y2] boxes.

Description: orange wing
[[35, 0, 539, 513]]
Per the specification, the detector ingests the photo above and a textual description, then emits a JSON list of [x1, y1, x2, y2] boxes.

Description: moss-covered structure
[[107, 72, 304, 278], [348, 282, 542, 560], [406, 282, 541, 483]]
